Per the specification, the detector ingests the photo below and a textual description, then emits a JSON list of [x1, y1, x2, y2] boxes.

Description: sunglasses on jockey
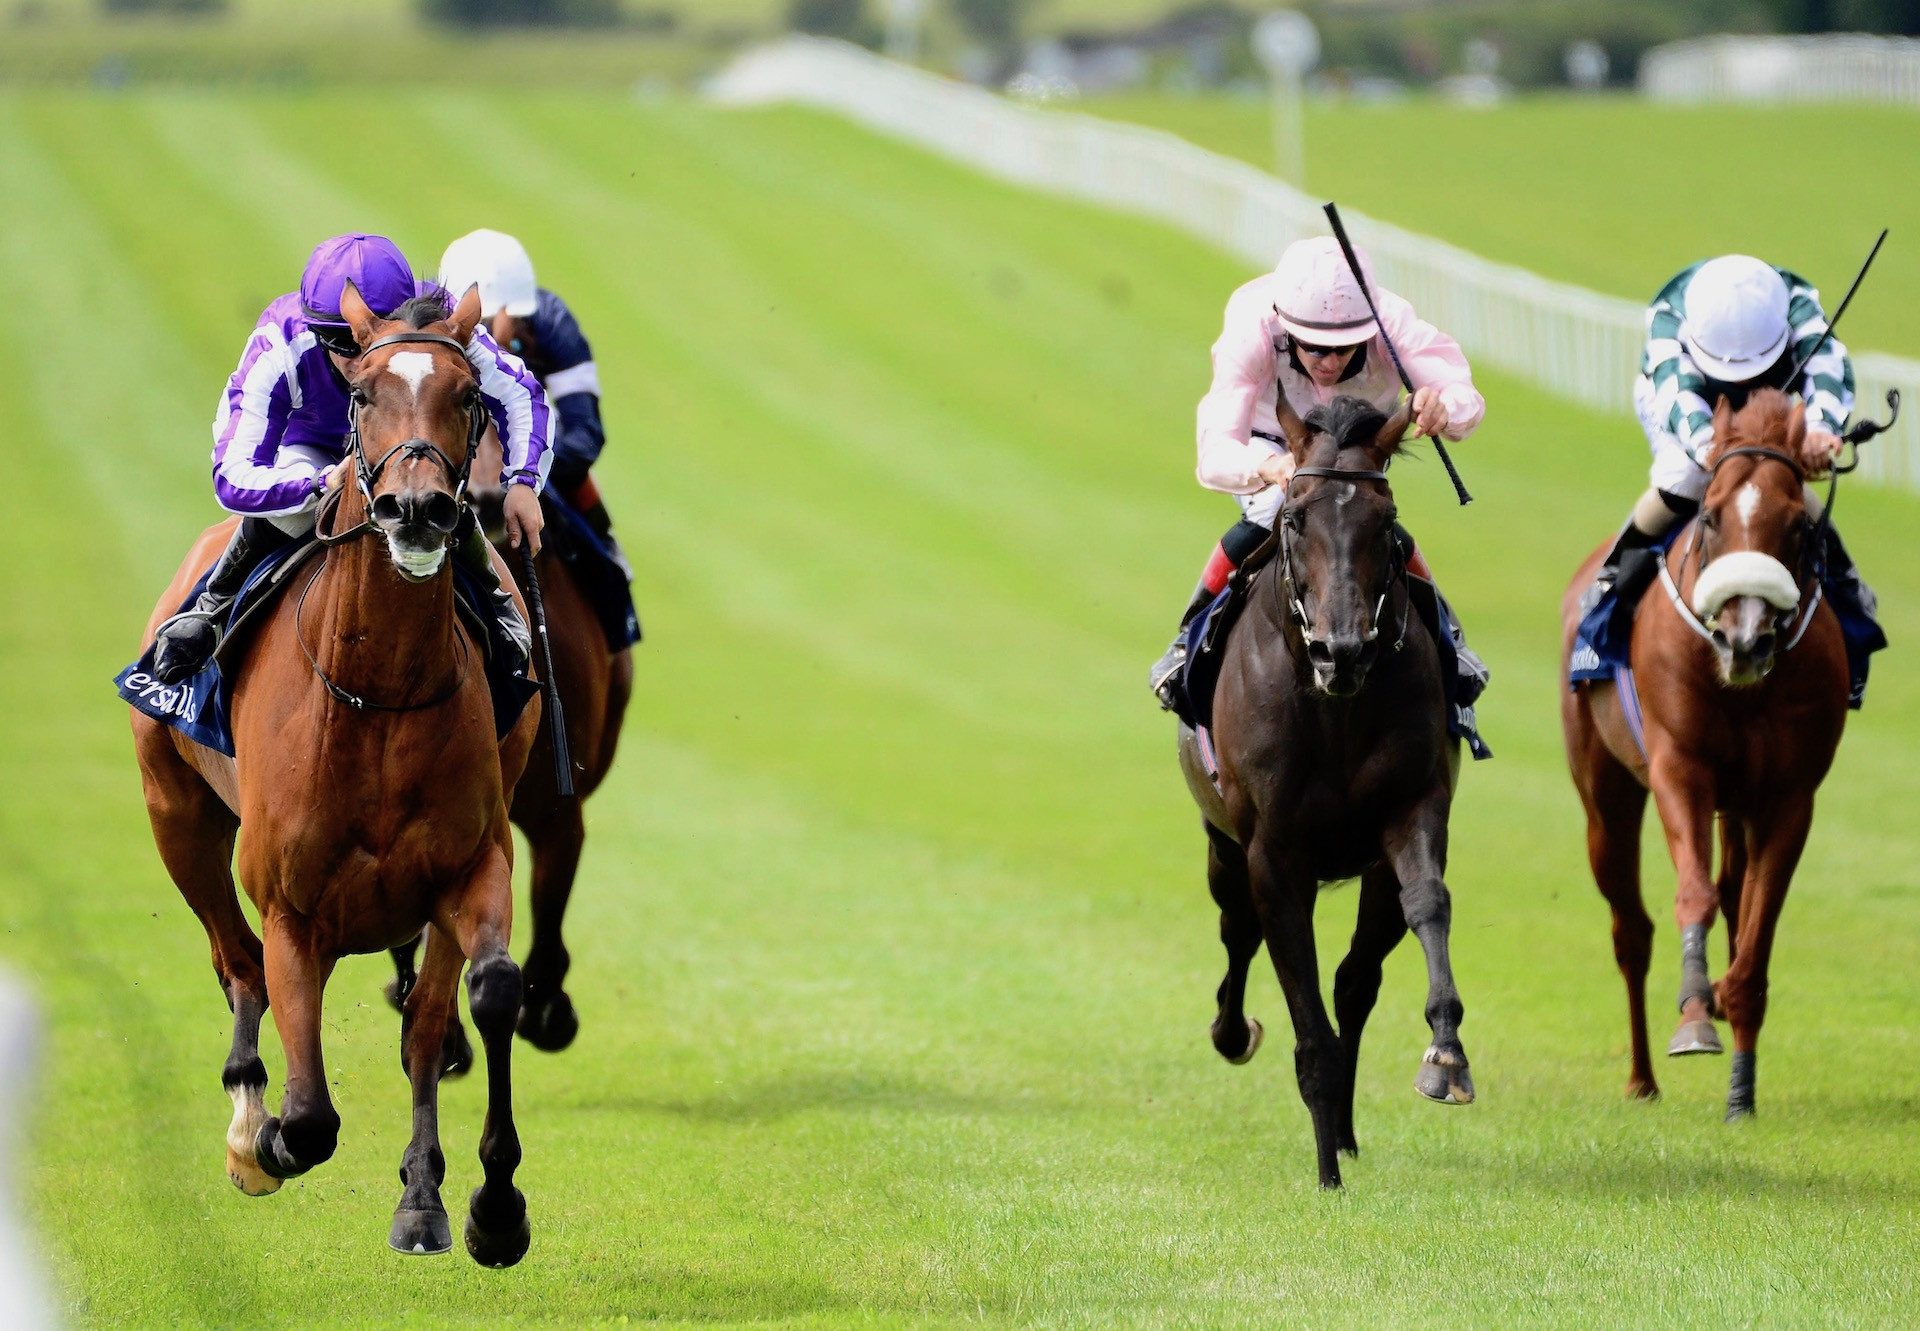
[[307, 316, 363, 360], [1293, 338, 1358, 360]]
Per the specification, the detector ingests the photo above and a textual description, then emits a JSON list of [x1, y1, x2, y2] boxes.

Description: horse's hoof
[[517, 992, 579, 1053], [466, 1187, 530, 1269], [1625, 1078, 1660, 1101], [1414, 1048, 1474, 1105], [1724, 1104, 1755, 1124], [441, 1019, 475, 1079], [225, 1146, 282, 1197], [1213, 1015, 1263, 1065], [1668, 1020, 1723, 1056], [390, 1207, 453, 1256]]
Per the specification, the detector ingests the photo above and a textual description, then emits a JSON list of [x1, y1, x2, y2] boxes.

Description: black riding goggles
[[309, 321, 363, 359]]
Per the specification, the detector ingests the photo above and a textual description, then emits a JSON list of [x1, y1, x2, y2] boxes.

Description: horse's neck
[[310, 497, 459, 703]]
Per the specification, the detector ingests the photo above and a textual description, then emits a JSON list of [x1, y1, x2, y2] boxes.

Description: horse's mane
[[1300, 395, 1392, 469], [391, 289, 454, 329], [1720, 387, 1799, 452]]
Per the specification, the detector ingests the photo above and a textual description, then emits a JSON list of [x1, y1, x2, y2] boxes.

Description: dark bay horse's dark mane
[[391, 289, 455, 330], [1298, 395, 1406, 471]]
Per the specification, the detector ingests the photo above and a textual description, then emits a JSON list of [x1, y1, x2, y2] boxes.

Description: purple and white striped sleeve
[[209, 327, 322, 517], [467, 327, 553, 493]]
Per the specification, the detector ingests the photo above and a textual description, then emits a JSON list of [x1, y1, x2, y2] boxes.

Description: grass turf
[[1, 90, 1918, 1327], [1082, 93, 1920, 361]]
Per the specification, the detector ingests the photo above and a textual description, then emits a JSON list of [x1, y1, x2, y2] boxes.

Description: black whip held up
[[519, 542, 574, 799], [1321, 201, 1473, 506], [1788, 227, 1888, 384]]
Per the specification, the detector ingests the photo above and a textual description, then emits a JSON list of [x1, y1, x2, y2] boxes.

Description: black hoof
[[517, 991, 579, 1052], [441, 1019, 474, 1079], [390, 1207, 453, 1256], [466, 1187, 530, 1268], [253, 1118, 310, 1180]]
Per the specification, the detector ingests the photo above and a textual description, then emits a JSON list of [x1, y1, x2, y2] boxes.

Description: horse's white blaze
[[386, 532, 447, 580], [387, 351, 436, 398], [1735, 481, 1761, 533], [1334, 482, 1356, 507], [1693, 550, 1800, 618]]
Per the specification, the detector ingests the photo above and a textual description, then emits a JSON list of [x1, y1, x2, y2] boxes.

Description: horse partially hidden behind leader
[[130, 282, 539, 1263], [1180, 393, 1475, 1191], [1562, 390, 1848, 1120], [387, 424, 633, 1065]]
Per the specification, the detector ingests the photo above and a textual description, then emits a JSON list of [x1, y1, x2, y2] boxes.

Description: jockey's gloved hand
[[1410, 387, 1449, 440], [1801, 429, 1843, 476]]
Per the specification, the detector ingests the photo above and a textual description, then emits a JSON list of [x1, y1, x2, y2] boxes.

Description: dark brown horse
[[131, 282, 539, 1262], [388, 425, 633, 1059], [1562, 390, 1847, 1118], [1179, 393, 1474, 1190]]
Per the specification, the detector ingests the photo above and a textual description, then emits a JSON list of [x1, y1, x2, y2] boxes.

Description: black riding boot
[[150, 517, 293, 683], [1149, 580, 1214, 710], [1819, 524, 1888, 707], [456, 524, 532, 676], [1581, 528, 1663, 646]]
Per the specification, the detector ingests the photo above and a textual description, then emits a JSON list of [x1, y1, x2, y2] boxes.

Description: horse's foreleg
[[1713, 817, 1747, 996], [1247, 839, 1344, 1189], [442, 850, 530, 1268], [1330, 864, 1409, 1154], [517, 799, 585, 1053], [386, 935, 473, 1079], [1381, 812, 1473, 1107], [390, 924, 465, 1256], [1205, 824, 1264, 1065], [1717, 796, 1814, 1121], [1650, 757, 1723, 1057], [1580, 754, 1657, 1097], [255, 915, 339, 1180]]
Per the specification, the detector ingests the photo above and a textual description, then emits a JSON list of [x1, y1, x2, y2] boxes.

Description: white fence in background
[[1642, 34, 1920, 107], [709, 38, 1920, 489]]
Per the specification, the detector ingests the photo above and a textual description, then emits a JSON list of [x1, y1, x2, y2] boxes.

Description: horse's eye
[[1283, 507, 1305, 533], [350, 387, 371, 407], [1701, 510, 1719, 531]]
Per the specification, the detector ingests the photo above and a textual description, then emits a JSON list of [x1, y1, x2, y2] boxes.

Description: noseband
[[1657, 444, 1822, 652], [321, 330, 487, 549], [1277, 464, 1410, 656]]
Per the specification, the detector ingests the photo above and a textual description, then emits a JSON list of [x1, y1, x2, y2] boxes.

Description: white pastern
[[386, 532, 448, 580], [1693, 550, 1799, 619], [1734, 481, 1761, 533], [225, 1081, 280, 1195], [387, 351, 436, 398]]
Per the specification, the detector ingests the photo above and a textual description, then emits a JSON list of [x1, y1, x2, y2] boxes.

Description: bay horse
[[388, 424, 633, 1059], [131, 281, 539, 1263], [1179, 393, 1475, 1191], [1561, 390, 1847, 1119]]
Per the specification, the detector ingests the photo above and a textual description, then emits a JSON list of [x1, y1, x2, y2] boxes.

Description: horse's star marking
[[387, 351, 436, 398], [1735, 481, 1761, 533]]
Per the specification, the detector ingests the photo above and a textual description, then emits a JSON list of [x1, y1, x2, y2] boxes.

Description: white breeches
[[1234, 436, 1290, 528], [1634, 375, 1710, 502]]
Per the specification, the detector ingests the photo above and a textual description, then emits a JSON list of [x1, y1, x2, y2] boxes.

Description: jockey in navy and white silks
[[151, 233, 553, 684], [1585, 253, 1884, 703], [438, 229, 623, 550]]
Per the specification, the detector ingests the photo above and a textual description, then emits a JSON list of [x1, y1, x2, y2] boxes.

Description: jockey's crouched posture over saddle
[[1581, 254, 1885, 704], [151, 233, 552, 685], [1151, 235, 1490, 715]]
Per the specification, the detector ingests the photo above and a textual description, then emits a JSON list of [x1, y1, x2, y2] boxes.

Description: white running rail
[[709, 37, 1920, 488], [1642, 34, 1920, 107]]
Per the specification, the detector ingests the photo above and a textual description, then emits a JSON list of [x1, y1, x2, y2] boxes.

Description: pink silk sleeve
[[1194, 280, 1281, 495], [1376, 291, 1485, 441]]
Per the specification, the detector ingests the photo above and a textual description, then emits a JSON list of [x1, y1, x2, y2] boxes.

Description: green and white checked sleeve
[[1781, 269, 1855, 437], [1639, 269, 1715, 463]]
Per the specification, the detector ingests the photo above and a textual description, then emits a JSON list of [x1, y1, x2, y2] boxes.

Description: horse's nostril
[[422, 493, 460, 534], [371, 494, 404, 527], [1307, 641, 1335, 668]]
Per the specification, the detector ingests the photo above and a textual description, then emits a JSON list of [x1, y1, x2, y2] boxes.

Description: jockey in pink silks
[[1150, 235, 1491, 710]]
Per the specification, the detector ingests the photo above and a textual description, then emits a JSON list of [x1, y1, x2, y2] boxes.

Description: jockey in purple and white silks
[[1150, 235, 1490, 711], [150, 233, 554, 684]]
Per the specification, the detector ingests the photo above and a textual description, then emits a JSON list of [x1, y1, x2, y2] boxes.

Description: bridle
[[302, 328, 487, 712], [318, 330, 487, 549], [1276, 462, 1411, 659], [1656, 444, 1822, 654]]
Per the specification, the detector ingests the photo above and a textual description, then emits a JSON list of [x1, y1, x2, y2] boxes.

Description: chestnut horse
[[1179, 394, 1475, 1190], [1561, 390, 1847, 1119], [389, 425, 633, 1059], [131, 283, 539, 1263]]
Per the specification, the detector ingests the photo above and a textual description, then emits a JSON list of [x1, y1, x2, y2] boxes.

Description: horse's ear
[[1374, 399, 1414, 456], [1276, 390, 1312, 462], [338, 281, 380, 353], [1784, 398, 1808, 457], [1706, 395, 1735, 464], [448, 283, 483, 345]]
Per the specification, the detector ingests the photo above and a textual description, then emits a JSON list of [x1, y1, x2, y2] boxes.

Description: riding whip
[[1321, 202, 1473, 506], [519, 542, 575, 799], [1787, 227, 1888, 384]]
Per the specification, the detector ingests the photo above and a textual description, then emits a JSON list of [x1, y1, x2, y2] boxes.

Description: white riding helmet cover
[[1679, 255, 1791, 383], [438, 228, 538, 319], [1272, 235, 1379, 347]]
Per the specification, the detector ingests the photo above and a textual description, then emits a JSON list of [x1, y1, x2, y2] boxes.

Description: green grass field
[[4, 89, 1920, 1328], [1085, 94, 1920, 361]]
